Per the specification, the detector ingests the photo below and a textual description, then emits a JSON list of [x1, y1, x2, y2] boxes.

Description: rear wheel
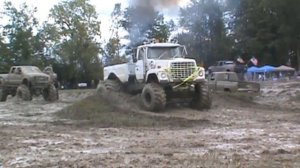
[[97, 79, 121, 93], [141, 83, 166, 112], [43, 84, 58, 102], [16, 84, 32, 101], [191, 82, 212, 110]]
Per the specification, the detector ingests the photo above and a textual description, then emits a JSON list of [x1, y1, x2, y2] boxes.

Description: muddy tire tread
[[141, 83, 166, 112], [17, 84, 32, 101], [192, 82, 212, 110]]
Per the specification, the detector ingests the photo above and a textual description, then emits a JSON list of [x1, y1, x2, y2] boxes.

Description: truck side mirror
[[210, 74, 215, 81], [132, 55, 137, 63]]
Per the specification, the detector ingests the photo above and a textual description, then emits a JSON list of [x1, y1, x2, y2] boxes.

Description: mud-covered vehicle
[[98, 42, 212, 112], [208, 72, 260, 92], [0, 66, 58, 102], [208, 60, 246, 74], [43, 66, 60, 89]]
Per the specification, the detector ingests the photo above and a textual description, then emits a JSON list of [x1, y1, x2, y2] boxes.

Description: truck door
[[7, 67, 17, 86], [135, 48, 145, 81], [10, 67, 22, 85], [217, 61, 223, 71], [15, 67, 24, 84]]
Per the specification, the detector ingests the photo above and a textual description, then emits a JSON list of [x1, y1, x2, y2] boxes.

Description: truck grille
[[170, 62, 196, 79], [37, 76, 48, 81]]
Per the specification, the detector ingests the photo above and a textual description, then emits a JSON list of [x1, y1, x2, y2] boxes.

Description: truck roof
[[138, 43, 181, 48], [218, 60, 234, 64], [11, 65, 38, 68]]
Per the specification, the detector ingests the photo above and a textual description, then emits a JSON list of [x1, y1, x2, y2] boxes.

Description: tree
[[103, 3, 127, 65], [121, 3, 171, 47], [104, 38, 127, 65], [231, 0, 300, 69], [0, 35, 10, 72], [148, 14, 171, 43], [179, 0, 231, 67], [1, 2, 44, 67], [47, 0, 102, 87]]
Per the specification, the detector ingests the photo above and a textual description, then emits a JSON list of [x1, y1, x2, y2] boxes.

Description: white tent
[[275, 65, 295, 72]]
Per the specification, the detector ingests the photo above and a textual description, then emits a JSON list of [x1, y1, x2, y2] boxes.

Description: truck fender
[[22, 78, 30, 86], [146, 69, 161, 83], [107, 73, 121, 82]]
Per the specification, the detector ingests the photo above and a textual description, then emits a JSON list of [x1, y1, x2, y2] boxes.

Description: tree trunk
[[297, 42, 300, 71]]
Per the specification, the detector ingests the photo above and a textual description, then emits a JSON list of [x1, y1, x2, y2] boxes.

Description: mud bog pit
[[0, 82, 300, 167]]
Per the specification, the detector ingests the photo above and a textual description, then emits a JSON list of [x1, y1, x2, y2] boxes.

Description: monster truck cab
[[105, 43, 206, 82], [208, 60, 246, 74]]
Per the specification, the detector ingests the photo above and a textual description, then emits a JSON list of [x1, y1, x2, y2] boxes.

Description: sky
[[0, 0, 190, 41]]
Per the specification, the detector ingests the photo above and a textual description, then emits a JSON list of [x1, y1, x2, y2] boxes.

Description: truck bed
[[104, 63, 136, 82]]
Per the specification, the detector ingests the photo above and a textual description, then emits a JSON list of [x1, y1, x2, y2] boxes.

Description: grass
[[56, 94, 209, 128]]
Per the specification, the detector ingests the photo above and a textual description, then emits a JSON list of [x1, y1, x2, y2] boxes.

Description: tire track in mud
[[0, 82, 300, 167]]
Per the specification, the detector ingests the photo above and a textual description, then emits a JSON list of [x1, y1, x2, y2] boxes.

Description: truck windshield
[[147, 46, 186, 60], [22, 67, 42, 73], [224, 61, 234, 65]]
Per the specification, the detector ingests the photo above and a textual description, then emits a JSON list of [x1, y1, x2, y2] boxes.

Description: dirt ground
[[0, 81, 300, 167]]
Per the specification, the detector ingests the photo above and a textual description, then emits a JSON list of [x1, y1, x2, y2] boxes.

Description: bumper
[[160, 78, 207, 89], [31, 82, 50, 89]]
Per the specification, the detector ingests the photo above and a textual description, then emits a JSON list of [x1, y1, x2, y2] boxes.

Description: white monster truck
[[98, 42, 212, 112]]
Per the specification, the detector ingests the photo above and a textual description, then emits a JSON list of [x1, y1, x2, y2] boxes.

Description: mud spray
[[96, 83, 141, 113]]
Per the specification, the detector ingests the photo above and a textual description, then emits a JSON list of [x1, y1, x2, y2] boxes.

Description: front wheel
[[16, 84, 32, 101], [141, 83, 166, 112], [43, 84, 58, 102], [191, 82, 212, 110]]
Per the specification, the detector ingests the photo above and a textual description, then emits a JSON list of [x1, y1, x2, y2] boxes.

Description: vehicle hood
[[148, 58, 197, 69], [26, 73, 50, 78], [0, 74, 7, 78]]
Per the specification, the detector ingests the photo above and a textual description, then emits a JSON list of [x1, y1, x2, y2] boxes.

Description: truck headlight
[[160, 72, 167, 79], [199, 70, 204, 77]]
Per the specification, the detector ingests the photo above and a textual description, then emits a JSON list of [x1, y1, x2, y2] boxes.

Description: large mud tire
[[0, 87, 8, 102], [43, 84, 58, 102], [97, 80, 121, 93], [141, 83, 166, 112], [191, 82, 212, 110], [16, 84, 32, 101]]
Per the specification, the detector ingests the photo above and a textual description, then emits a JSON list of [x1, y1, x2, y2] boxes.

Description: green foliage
[[47, 0, 103, 86], [179, 0, 231, 67], [1, 0, 299, 79], [104, 38, 127, 65], [0, 35, 10, 72], [103, 3, 127, 66], [0, 2, 44, 70], [148, 14, 171, 43], [232, 0, 300, 68]]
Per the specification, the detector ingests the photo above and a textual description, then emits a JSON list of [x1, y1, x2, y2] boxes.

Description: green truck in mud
[[0, 66, 58, 102]]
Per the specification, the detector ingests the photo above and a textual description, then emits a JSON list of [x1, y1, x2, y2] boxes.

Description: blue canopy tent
[[246, 65, 275, 81], [247, 66, 260, 73], [258, 65, 275, 72]]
